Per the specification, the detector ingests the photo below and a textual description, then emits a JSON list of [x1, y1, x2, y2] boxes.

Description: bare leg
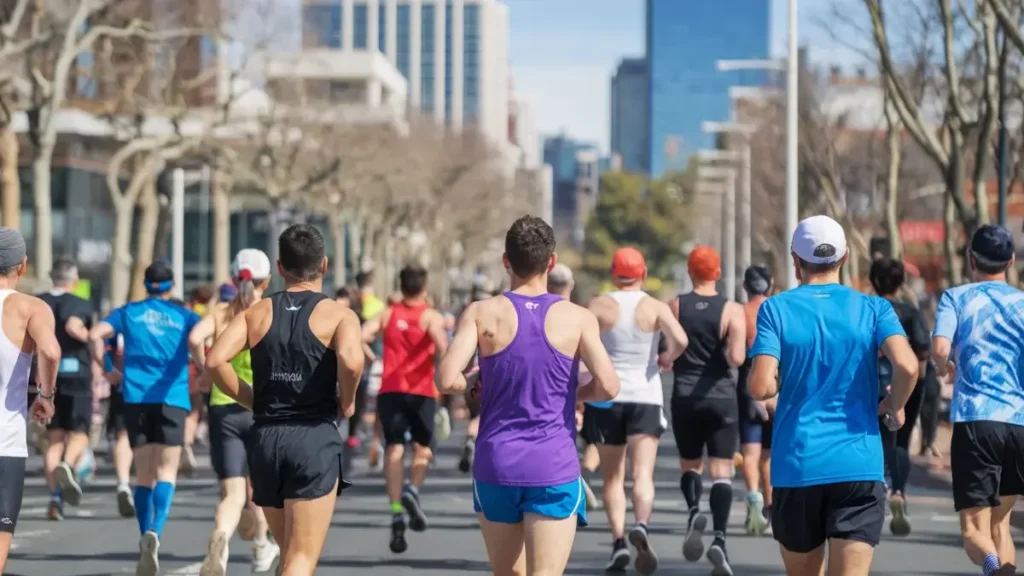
[[478, 515, 526, 576], [114, 430, 133, 485], [827, 538, 875, 576], [409, 443, 432, 489], [741, 443, 761, 492], [44, 430, 66, 494], [597, 444, 627, 539], [384, 444, 406, 504], [263, 507, 287, 559], [991, 496, 1017, 568], [961, 506, 998, 566], [780, 543, 826, 576], [581, 444, 600, 473], [214, 477, 248, 537], [627, 435, 658, 527], [523, 513, 577, 576], [0, 532, 11, 575], [279, 484, 338, 576]]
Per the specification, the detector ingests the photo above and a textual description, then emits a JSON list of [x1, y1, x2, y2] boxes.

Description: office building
[[610, 57, 648, 173], [645, 0, 770, 176]]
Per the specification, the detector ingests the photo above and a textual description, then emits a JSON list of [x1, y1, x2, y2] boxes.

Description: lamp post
[[701, 122, 756, 296], [696, 164, 738, 300]]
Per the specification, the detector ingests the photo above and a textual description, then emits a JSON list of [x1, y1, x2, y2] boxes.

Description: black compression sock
[[710, 481, 733, 534], [680, 471, 703, 511]]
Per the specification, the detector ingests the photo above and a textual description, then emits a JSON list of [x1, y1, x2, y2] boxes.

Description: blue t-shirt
[[103, 298, 200, 411], [933, 282, 1024, 426], [750, 283, 905, 488]]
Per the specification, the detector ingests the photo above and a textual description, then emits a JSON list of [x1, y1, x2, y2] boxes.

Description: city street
[[6, 425, 1012, 576]]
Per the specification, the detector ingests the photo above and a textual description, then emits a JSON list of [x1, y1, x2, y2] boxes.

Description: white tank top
[[0, 290, 33, 458], [601, 290, 663, 406]]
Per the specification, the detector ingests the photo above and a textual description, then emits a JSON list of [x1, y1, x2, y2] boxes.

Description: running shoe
[[199, 530, 229, 576], [682, 508, 706, 562], [251, 539, 280, 573], [628, 524, 659, 575], [54, 461, 83, 506], [707, 536, 734, 576], [435, 407, 451, 442], [368, 441, 383, 471], [889, 493, 911, 536], [389, 516, 408, 553], [46, 499, 63, 521], [604, 538, 630, 572], [458, 440, 475, 474], [745, 491, 768, 536], [180, 444, 198, 477], [401, 487, 429, 532], [117, 484, 136, 518], [136, 530, 160, 576], [76, 448, 96, 486]]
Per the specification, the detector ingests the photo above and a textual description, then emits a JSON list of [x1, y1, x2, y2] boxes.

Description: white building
[[509, 92, 540, 169]]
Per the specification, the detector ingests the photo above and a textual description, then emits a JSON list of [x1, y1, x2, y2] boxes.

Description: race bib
[[59, 357, 81, 374]]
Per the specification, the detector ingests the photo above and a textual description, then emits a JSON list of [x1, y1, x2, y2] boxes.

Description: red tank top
[[380, 302, 437, 397]]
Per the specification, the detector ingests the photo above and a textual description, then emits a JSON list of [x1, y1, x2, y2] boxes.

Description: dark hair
[[355, 270, 373, 288], [970, 251, 1011, 275], [504, 215, 555, 278], [869, 258, 905, 296], [278, 224, 326, 281], [190, 285, 214, 305], [335, 287, 351, 299], [797, 257, 842, 275], [50, 258, 78, 285], [399, 265, 428, 297]]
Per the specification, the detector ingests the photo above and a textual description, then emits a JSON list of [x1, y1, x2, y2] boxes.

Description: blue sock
[[150, 481, 176, 537], [133, 486, 153, 535], [982, 554, 1000, 575]]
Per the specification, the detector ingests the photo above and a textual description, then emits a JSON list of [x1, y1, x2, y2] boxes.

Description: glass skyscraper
[[610, 57, 649, 174]]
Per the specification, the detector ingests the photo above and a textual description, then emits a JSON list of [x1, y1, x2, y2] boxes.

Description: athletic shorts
[[377, 393, 436, 447], [0, 457, 25, 533], [105, 390, 127, 435], [578, 405, 600, 446], [472, 477, 588, 527], [585, 402, 666, 446], [772, 481, 886, 553], [670, 395, 739, 460], [209, 404, 254, 480], [762, 416, 773, 451], [950, 420, 1024, 511], [249, 421, 349, 509], [47, 393, 93, 433], [123, 403, 188, 449]]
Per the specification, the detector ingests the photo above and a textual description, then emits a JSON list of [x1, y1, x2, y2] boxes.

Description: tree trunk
[[129, 178, 160, 301], [330, 213, 347, 290], [211, 171, 231, 286], [349, 219, 363, 274], [0, 126, 20, 230], [31, 141, 55, 281], [884, 100, 902, 259], [110, 199, 134, 308], [943, 191, 962, 286]]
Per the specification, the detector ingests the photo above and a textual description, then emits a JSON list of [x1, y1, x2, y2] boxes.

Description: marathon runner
[[191, 250, 280, 575], [669, 245, 746, 575], [103, 334, 136, 518], [437, 215, 621, 575], [37, 258, 98, 520], [749, 215, 918, 575], [360, 265, 448, 553], [932, 224, 1024, 576], [869, 257, 930, 537], [453, 285, 490, 475], [205, 224, 364, 574], [0, 228, 60, 575], [356, 270, 386, 470], [588, 247, 688, 574], [88, 261, 201, 576], [334, 287, 374, 468], [182, 285, 214, 477]]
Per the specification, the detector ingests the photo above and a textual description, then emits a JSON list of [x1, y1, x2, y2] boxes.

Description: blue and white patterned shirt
[[934, 281, 1024, 426]]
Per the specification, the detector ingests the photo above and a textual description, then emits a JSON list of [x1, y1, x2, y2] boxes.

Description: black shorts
[[106, 390, 127, 435], [762, 416, 773, 451], [123, 403, 188, 449], [773, 481, 886, 553], [47, 393, 93, 433], [950, 420, 1024, 511], [209, 404, 254, 479], [249, 421, 348, 508], [377, 393, 436, 447], [585, 402, 666, 446], [0, 456, 25, 533], [578, 405, 600, 446], [671, 395, 739, 460]]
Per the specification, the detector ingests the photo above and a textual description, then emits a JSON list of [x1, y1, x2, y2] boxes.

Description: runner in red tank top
[[361, 265, 448, 554]]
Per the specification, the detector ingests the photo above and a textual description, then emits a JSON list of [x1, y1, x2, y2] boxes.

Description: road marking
[[10, 529, 50, 550], [928, 514, 960, 523], [166, 562, 202, 575]]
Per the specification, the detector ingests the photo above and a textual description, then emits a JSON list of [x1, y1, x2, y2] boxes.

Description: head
[[355, 270, 374, 291], [0, 227, 27, 284], [610, 247, 646, 289], [143, 260, 175, 298], [687, 246, 721, 285], [503, 215, 556, 282], [277, 223, 327, 284], [868, 258, 905, 297], [399, 265, 428, 299], [190, 285, 214, 307], [232, 248, 272, 307], [790, 215, 849, 282], [334, 286, 352, 308], [743, 265, 773, 298], [968, 224, 1015, 280], [50, 258, 79, 289], [547, 263, 575, 298]]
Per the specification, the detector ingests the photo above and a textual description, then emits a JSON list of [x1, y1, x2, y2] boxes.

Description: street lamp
[[703, 121, 755, 300], [697, 163, 738, 300]]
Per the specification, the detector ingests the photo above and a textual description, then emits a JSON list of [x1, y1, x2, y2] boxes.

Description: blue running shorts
[[472, 478, 588, 527]]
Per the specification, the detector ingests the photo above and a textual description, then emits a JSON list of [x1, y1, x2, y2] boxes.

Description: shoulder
[[15, 293, 51, 316], [245, 298, 274, 320]]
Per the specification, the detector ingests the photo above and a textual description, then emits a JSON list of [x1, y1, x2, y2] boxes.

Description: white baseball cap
[[231, 249, 272, 280], [791, 215, 848, 264]]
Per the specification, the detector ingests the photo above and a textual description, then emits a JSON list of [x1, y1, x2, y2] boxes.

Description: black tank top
[[672, 292, 736, 400], [251, 291, 338, 424]]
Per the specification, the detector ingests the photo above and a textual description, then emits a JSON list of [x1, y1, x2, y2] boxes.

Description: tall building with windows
[[610, 57, 648, 174], [301, 0, 509, 142], [645, 0, 770, 176]]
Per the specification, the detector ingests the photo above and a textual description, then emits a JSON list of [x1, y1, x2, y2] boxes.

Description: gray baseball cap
[[0, 227, 26, 270]]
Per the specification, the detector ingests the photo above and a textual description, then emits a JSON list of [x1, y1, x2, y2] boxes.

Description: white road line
[[10, 528, 50, 550], [166, 562, 202, 575]]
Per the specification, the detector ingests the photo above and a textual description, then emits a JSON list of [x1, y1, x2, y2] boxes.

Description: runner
[[191, 250, 280, 575], [37, 258, 98, 520], [437, 215, 621, 575], [669, 245, 746, 575], [869, 257, 931, 537], [932, 224, 1024, 576], [182, 285, 214, 477], [588, 247, 688, 574], [335, 286, 375, 469], [205, 223, 364, 574], [748, 215, 918, 576], [360, 265, 448, 553], [88, 261, 202, 576], [356, 270, 386, 470], [0, 228, 60, 575], [103, 334, 136, 518], [454, 287, 489, 475]]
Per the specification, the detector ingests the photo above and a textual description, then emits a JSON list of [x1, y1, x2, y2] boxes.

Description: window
[[396, 5, 410, 77], [378, 4, 387, 52], [444, 1, 452, 121], [354, 4, 368, 49], [421, 4, 435, 111], [303, 4, 342, 48], [463, 4, 480, 122]]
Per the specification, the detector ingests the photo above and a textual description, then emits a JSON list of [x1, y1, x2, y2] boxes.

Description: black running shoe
[[707, 537, 733, 576], [389, 516, 408, 554], [604, 538, 630, 572], [458, 441, 475, 474], [401, 488, 429, 532]]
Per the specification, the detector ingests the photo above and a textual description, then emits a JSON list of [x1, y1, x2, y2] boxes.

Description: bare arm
[[88, 322, 116, 367], [749, 355, 779, 400], [65, 317, 90, 343], [426, 310, 449, 358], [437, 302, 480, 394], [205, 310, 253, 409], [723, 302, 747, 368], [932, 336, 952, 379], [577, 309, 621, 402], [655, 300, 688, 363], [361, 308, 389, 343], [335, 309, 366, 418], [881, 335, 920, 412], [188, 313, 217, 369], [27, 302, 60, 397]]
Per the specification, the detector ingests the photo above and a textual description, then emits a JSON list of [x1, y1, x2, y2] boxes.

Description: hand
[[575, 409, 584, 432], [339, 402, 355, 419], [657, 352, 673, 372], [30, 395, 54, 425], [753, 400, 770, 421], [878, 399, 905, 430], [105, 369, 122, 386]]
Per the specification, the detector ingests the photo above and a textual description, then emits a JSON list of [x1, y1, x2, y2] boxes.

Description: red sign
[[900, 221, 945, 244]]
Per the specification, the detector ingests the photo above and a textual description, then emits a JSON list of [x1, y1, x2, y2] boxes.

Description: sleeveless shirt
[[672, 292, 736, 400], [601, 291, 662, 406]]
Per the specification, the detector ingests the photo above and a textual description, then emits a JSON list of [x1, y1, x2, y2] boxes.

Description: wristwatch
[[37, 387, 55, 400]]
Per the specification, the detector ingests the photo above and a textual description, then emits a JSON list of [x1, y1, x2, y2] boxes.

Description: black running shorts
[[951, 420, 1024, 511], [586, 402, 666, 446], [249, 421, 348, 508], [773, 481, 886, 553], [761, 416, 773, 451], [670, 395, 739, 460], [209, 404, 254, 480], [123, 403, 188, 449], [47, 391, 93, 434], [578, 404, 600, 446], [377, 393, 436, 447], [105, 390, 127, 435], [0, 456, 25, 533]]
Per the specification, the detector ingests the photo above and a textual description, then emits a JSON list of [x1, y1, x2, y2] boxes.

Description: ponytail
[[234, 269, 258, 309]]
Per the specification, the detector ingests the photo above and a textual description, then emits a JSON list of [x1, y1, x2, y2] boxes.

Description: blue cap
[[970, 224, 1015, 265], [218, 282, 238, 302]]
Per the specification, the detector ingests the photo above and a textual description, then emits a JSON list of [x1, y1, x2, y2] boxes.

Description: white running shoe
[[199, 530, 229, 576], [251, 539, 281, 573], [54, 461, 83, 506], [435, 407, 452, 442], [136, 531, 160, 576]]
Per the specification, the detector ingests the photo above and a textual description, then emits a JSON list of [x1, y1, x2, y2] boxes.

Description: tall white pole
[[740, 140, 752, 302], [784, 0, 799, 289], [724, 169, 737, 301], [172, 168, 185, 299]]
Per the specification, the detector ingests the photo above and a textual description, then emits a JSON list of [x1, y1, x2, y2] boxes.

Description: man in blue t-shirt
[[748, 215, 919, 576], [88, 261, 199, 576], [932, 224, 1024, 576]]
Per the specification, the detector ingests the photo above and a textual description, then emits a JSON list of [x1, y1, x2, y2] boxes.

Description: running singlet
[[672, 292, 735, 399], [475, 292, 581, 486], [37, 290, 93, 393], [601, 290, 661, 405], [380, 302, 436, 397], [250, 291, 338, 424], [103, 298, 200, 411], [0, 290, 33, 458], [934, 281, 1024, 426], [209, 350, 252, 407]]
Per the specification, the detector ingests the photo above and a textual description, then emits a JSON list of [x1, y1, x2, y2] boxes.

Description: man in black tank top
[[668, 246, 747, 575], [206, 224, 365, 575]]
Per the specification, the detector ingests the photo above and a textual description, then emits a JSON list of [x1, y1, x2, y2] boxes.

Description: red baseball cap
[[688, 245, 722, 281], [611, 247, 646, 280]]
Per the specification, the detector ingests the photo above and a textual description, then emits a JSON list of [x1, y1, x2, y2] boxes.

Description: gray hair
[[548, 264, 574, 288], [50, 258, 79, 286]]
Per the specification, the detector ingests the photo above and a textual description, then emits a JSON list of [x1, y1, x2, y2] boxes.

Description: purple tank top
[[474, 292, 581, 487]]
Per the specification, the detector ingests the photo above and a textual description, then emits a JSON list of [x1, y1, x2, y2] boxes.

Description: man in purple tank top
[[439, 215, 621, 575]]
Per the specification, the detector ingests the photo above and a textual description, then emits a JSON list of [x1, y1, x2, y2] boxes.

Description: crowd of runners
[[0, 212, 1019, 576]]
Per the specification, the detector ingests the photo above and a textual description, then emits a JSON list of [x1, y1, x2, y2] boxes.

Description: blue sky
[[509, 0, 865, 153]]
